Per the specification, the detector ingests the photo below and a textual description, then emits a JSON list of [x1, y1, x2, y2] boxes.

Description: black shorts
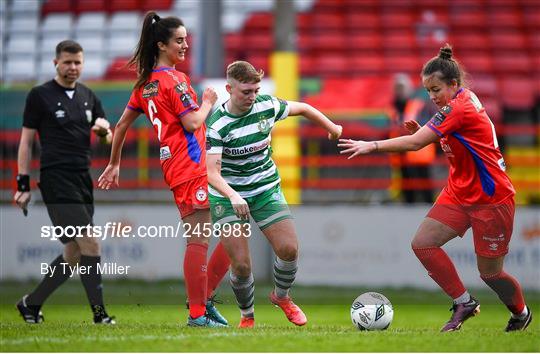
[[38, 169, 94, 244]]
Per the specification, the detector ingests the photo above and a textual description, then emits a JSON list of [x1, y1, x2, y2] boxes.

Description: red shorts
[[172, 175, 210, 219], [427, 190, 515, 258]]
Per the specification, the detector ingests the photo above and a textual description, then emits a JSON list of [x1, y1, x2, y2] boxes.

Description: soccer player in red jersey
[[98, 12, 230, 327], [339, 44, 532, 332]]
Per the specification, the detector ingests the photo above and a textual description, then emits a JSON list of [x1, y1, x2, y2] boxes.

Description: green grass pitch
[[1, 281, 538, 352]]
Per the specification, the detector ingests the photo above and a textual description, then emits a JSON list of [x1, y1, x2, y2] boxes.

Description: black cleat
[[16, 295, 43, 324], [92, 305, 116, 324], [505, 306, 532, 332]]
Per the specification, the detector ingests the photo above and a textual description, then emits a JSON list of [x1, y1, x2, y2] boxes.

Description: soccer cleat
[[269, 291, 307, 326], [440, 297, 480, 332], [94, 316, 116, 324], [16, 295, 43, 324], [505, 306, 532, 332], [187, 314, 227, 328], [206, 295, 228, 325], [238, 316, 255, 328]]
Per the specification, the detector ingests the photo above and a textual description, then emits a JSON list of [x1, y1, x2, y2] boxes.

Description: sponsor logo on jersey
[[55, 110, 65, 119], [195, 187, 207, 202], [142, 80, 159, 98], [223, 140, 269, 156], [85, 110, 92, 123], [489, 243, 499, 251], [160, 146, 172, 160], [431, 111, 446, 126], [180, 93, 194, 108]]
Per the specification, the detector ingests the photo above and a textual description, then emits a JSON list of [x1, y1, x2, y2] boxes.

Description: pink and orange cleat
[[238, 316, 255, 328], [269, 291, 307, 326]]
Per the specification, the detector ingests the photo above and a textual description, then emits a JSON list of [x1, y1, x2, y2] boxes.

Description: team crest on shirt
[[195, 187, 208, 202], [160, 146, 171, 160], [142, 80, 159, 98], [441, 105, 452, 115], [258, 118, 270, 133], [214, 204, 224, 217]]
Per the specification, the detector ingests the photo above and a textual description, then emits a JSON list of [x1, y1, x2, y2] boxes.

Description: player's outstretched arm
[[338, 125, 439, 159], [206, 153, 250, 220], [182, 87, 218, 133], [14, 127, 36, 211], [98, 108, 139, 189], [287, 101, 342, 140]]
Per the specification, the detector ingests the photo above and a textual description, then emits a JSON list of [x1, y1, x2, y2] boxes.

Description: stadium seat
[[300, 56, 317, 76], [5, 34, 37, 57], [10, 0, 41, 15], [39, 33, 70, 57], [490, 31, 527, 51], [75, 35, 105, 54], [380, 11, 415, 30], [37, 57, 57, 82], [481, 97, 502, 123], [224, 33, 243, 53], [74, 0, 107, 13], [493, 54, 532, 74], [109, 0, 141, 12], [244, 13, 273, 32], [75, 12, 107, 35], [314, 55, 348, 77], [140, 0, 173, 11], [382, 31, 417, 51], [4, 57, 37, 82], [349, 32, 382, 51], [523, 6, 540, 29], [311, 33, 347, 52], [452, 32, 489, 52], [500, 77, 536, 109], [41, 0, 72, 15], [244, 33, 274, 52], [449, 10, 486, 29], [384, 55, 422, 75], [310, 13, 344, 32], [488, 9, 522, 28], [80, 55, 106, 80], [344, 12, 380, 31], [41, 13, 73, 35], [107, 34, 138, 59], [348, 55, 384, 75], [104, 57, 137, 80], [245, 54, 269, 73], [460, 53, 494, 75], [7, 15, 39, 35], [471, 75, 499, 98], [108, 11, 140, 35]]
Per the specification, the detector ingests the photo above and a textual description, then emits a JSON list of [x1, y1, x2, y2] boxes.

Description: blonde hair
[[226, 61, 264, 84]]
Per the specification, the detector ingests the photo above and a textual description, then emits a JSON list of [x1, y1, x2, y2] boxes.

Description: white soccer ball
[[350, 292, 394, 331]]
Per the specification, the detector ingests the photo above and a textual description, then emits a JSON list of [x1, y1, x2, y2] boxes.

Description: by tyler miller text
[[41, 262, 130, 277]]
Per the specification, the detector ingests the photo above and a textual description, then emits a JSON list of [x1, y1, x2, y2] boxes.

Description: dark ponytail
[[421, 43, 467, 87], [128, 11, 184, 89]]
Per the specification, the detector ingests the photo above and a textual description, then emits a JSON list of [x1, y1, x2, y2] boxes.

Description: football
[[350, 292, 394, 331]]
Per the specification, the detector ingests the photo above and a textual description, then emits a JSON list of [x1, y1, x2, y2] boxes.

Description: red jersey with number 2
[[127, 66, 206, 189], [427, 88, 515, 205]]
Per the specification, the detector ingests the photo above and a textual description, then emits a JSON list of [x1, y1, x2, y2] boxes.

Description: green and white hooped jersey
[[206, 94, 289, 198]]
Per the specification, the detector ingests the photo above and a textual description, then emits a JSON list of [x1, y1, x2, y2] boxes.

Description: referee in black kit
[[13, 40, 115, 324]]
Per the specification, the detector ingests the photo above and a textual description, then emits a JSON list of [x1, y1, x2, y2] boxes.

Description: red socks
[[184, 243, 208, 318], [206, 242, 230, 297], [481, 271, 526, 315], [413, 247, 466, 298]]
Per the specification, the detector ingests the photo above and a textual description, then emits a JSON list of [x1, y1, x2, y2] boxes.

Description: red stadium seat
[[104, 57, 137, 80], [349, 32, 383, 51], [109, 0, 140, 12], [449, 11, 487, 29], [300, 56, 317, 77], [42, 0, 72, 14], [244, 33, 274, 52], [380, 12, 415, 29], [224, 33, 243, 53], [314, 55, 349, 77], [493, 54, 532, 74], [310, 13, 345, 32], [384, 55, 422, 75], [452, 33, 489, 52], [460, 53, 494, 75], [244, 13, 273, 32], [523, 6, 540, 29], [311, 33, 347, 52], [345, 12, 381, 31], [488, 9, 522, 28], [74, 0, 107, 13], [471, 75, 499, 98], [349, 55, 384, 75], [140, 0, 172, 11], [245, 54, 269, 73], [481, 97, 502, 124], [382, 31, 417, 51], [500, 77, 536, 109], [490, 31, 528, 51]]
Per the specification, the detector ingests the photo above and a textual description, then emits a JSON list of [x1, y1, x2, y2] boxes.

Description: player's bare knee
[[477, 256, 504, 277], [63, 242, 81, 266], [232, 261, 251, 277], [275, 244, 297, 261]]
